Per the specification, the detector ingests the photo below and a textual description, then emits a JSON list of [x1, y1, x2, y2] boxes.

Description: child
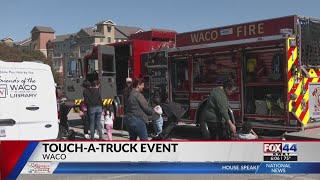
[[238, 121, 258, 140], [79, 101, 90, 139], [102, 108, 114, 140], [152, 97, 163, 136]]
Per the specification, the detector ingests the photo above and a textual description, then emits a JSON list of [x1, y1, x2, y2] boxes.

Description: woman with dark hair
[[125, 78, 155, 140], [83, 80, 103, 140]]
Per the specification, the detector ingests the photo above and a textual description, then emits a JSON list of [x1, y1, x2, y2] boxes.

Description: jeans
[[89, 106, 103, 140], [82, 112, 90, 134], [126, 116, 148, 140], [153, 116, 163, 135]]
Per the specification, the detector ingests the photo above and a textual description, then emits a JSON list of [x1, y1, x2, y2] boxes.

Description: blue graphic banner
[[54, 162, 320, 174]]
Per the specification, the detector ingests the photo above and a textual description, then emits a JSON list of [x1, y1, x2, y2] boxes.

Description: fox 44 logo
[[263, 143, 298, 161]]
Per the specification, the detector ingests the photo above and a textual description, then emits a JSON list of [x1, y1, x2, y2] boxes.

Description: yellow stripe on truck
[[102, 98, 113, 106], [74, 99, 82, 106]]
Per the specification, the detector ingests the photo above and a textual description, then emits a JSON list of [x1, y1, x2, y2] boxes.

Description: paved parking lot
[[65, 111, 202, 141]]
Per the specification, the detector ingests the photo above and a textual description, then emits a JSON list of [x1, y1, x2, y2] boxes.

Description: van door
[[0, 84, 19, 140], [17, 65, 59, 140], [99, 46, 117, 99]]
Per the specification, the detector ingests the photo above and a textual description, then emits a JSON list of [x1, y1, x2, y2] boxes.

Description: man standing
[[202, 80, 237, 140]]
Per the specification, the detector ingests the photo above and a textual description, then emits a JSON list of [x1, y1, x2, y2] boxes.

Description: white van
[[0, 61, 59, 140]]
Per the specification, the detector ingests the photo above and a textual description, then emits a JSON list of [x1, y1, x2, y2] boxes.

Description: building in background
[[0, 37, 14, 47], [30, 26, 55, 57], [45, 19, 143, 85]]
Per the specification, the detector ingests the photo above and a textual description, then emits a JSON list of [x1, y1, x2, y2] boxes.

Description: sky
[[1, 0, 320, 41]]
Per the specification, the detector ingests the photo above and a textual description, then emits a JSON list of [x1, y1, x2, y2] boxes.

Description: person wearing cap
[[202, 80, 237, 140]]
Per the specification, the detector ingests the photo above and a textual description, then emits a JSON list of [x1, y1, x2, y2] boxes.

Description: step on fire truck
[[142, 15, 320, 137]]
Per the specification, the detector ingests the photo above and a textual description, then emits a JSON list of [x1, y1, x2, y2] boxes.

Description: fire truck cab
[[142, 15, 320, 135]]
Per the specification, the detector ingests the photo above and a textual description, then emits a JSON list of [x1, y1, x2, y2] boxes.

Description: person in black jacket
[[83, 80, 103, 140], [125, 78, 155, 140]]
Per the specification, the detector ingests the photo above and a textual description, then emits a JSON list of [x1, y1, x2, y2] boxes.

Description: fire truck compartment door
[[100, 46, 117, 99], [309, 83, 320, 121]]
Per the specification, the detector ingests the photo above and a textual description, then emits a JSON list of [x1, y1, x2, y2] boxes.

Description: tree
[[0, 43, 48, 63], [0, 43, 62, 84]]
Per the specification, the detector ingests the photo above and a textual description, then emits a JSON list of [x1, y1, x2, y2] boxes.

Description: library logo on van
[[0, 73, 38, 98], [0, 84, 7, 98]]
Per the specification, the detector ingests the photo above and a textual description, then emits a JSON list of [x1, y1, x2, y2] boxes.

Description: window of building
[[100, 38, 104, 43], [107, 26, 111, 32], [108, 37, 111, 43]]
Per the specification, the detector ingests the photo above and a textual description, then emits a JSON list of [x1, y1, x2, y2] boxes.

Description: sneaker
[[94, 133, 99, 139], [84, 134, 90, 139]]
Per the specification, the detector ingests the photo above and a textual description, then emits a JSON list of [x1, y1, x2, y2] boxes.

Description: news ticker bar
[[27, 141, 320, 162], [21, 162, 320, 174]]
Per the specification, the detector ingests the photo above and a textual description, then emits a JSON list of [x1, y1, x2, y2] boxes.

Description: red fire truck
[[142, 15, 320, 135], [62, 30, 176, 129], [111, 29, 175, 121]]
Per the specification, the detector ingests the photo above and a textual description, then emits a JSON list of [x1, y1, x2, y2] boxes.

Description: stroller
[[57, 100, 76, 140], [152, 102, 186, 140]]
